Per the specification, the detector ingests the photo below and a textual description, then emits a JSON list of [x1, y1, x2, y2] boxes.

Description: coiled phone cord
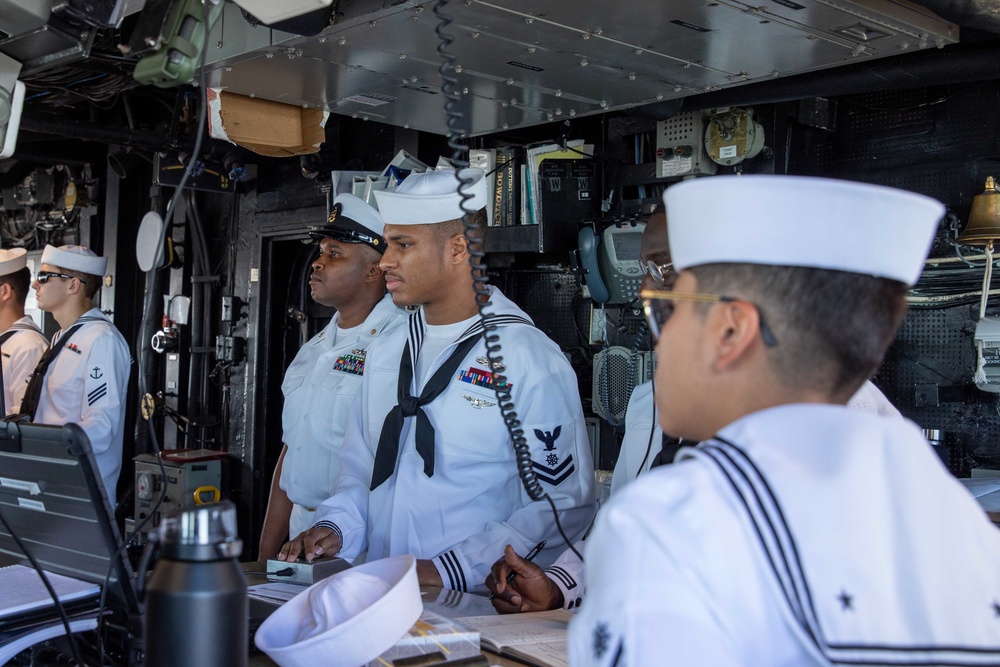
[[433, 0, 583, 561]]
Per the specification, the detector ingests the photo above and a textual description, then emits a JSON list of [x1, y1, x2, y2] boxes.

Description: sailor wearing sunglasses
[[23, 244, 130, 501], [571, 176, 1000, 666]]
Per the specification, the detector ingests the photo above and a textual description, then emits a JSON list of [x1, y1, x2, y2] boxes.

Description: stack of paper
[[0, 565, 99, 622]]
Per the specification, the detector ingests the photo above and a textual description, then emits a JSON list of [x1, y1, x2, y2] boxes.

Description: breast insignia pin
[[476, 355, 506, 372], [462, 394, 496, 409]]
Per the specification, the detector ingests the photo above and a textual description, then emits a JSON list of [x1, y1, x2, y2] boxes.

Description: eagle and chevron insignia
[[531, 425, 574, 485]]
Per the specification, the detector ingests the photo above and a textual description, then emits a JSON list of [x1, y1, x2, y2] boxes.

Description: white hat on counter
[[254, 555, 420, 667], [41, 244, 108, 276], [0, 248, 27, 276], [374, 167, 487, 226], [664, 175, 945, 286]]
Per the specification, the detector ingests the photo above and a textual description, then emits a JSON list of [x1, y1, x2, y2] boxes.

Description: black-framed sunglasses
[[642, 260, 676, 286], [37, 271, 85, 285], [640, 288, 778, 347]]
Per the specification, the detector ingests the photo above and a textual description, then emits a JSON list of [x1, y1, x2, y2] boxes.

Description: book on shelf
[[520, 164, 529, 226], [493, 146, 521, 227], [469, 149, 497, 227], [525, 141, 593, 227], [455, 609, 572, 667], [0, 564, 100, 623]]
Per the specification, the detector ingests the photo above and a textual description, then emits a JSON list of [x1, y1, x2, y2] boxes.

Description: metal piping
[[19, 115, 185, 152]]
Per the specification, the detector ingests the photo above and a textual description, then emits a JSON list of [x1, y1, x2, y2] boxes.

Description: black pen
[[489, 540, 546, 600]]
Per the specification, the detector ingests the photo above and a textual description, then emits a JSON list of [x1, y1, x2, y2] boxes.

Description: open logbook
[[455, 609, 572, 667]]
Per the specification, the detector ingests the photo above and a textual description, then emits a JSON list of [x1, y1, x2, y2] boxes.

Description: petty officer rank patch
[[86, 363, 108, 407], [332, 349, 366, 376], [458, 366, 512, 392], [531, 425, 575, 485]]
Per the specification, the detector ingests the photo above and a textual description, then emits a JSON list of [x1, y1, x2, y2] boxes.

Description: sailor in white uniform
[[489, 210, 906, 615], [280, 168, 596, 592], [570, 176, 1000, 666], [0, 248, 47, 415], [24, 245, 130, 502], [259, 194, 408, 558]]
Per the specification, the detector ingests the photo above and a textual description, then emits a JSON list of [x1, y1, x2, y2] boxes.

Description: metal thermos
[[143, 500, 248, 667]]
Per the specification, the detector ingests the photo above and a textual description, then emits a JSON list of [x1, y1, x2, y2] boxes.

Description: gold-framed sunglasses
[[640, 288, 778, 347]]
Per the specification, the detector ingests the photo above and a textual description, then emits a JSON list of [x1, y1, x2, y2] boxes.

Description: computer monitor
[[0, 422, 139, 619]]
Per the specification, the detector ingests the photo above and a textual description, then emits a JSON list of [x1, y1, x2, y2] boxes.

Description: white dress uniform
[[279, 294, 407, 536], [570, 404, 1000, 666], [546, 381, 661, 610], [548, 378, 901, 612], [312, 287, 596, 593], [0, 316, 47, 414], [611, 380, 661, 495], [32, 308, 131, 498], [848, 379, 901, 417]]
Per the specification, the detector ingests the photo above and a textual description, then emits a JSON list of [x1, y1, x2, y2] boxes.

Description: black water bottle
[[143, 500, 248, 667]]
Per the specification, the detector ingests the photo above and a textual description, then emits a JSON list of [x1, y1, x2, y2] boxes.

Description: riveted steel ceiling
[[202, 0, 957, 136]]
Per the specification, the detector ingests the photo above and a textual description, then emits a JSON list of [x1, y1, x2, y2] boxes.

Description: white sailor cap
[[664, 175, 944, 286], [0, 248, 27, 277], [254, 555, 421, 667], [41, 244, 108, 277], [373, 168, 487, 226], [309, 193, 387, 254]]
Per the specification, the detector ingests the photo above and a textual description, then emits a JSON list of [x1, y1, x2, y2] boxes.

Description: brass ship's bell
[[957, 176, 1000, 246]]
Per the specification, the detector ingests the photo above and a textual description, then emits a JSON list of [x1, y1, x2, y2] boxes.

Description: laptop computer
[[0, 422, 140, 637]]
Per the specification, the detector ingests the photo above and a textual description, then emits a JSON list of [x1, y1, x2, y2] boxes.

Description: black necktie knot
[[399, 395, 420, 416], [370, 333, 484, 491]]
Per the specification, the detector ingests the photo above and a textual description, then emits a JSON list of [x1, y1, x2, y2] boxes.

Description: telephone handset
[[578, 222, 646, 304]]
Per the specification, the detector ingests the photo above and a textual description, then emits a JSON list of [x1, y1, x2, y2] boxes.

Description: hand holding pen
[[486, 541, 564, 613]]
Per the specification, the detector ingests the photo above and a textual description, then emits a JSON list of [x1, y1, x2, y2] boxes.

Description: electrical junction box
[[133, 449, 227, 536], [655, 112, 717, 179], [975, 316, 1000, 393]]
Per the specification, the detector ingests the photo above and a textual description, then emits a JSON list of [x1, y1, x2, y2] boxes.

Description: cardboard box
[[207, 88, 328, 157]]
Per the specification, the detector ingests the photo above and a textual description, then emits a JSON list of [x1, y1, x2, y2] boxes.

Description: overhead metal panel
[[202, 0, 958, 136]]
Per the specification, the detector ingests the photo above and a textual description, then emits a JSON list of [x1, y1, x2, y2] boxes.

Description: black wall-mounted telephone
[[578, 222, 646, 304]]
